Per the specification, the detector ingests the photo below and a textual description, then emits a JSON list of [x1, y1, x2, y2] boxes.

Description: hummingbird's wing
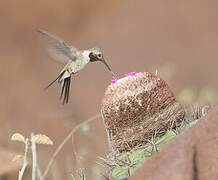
[[37, 29, 77, 61], [44, 47, 70, 64]]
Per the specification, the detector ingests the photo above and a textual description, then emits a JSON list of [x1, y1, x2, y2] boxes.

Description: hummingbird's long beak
[[101, 57, 116, 77], [102, 57, 111, 71]]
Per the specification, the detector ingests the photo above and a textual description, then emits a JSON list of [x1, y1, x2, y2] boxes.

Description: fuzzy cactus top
[[101, 72, 185, 152], [103, 72, 175, 117]]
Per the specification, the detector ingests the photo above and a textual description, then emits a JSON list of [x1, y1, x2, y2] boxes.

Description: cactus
[[101, 72, 210, 179], [107, 120, 197, 179]]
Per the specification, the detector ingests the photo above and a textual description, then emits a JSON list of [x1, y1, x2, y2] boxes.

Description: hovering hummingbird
[[37, 29, 115, 104]]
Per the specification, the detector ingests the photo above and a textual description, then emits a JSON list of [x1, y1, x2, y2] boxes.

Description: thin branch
[[42, 114, 101, 180], [37, 167, 43, 180], [18, 138, 29, 180]]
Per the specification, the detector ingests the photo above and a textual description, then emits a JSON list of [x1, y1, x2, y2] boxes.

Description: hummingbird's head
[[88, 47, 113, 74], [88, 47, 103, 62]]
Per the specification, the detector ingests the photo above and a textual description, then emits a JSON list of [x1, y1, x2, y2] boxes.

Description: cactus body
[[101, 72, 185, 152]]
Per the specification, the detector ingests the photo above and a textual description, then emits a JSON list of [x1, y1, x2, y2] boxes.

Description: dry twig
[[42, 114, 101, 180], [31, 133, 37, 180], [18, 139, 29, 180]]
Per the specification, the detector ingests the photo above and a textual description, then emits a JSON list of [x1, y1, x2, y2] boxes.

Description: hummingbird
[[37, 29, 115, 104]]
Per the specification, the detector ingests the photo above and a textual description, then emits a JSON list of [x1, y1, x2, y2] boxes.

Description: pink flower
[[111, 78, 119, 84], [111, 72, 138, 84], [124, 72, 137, 77]]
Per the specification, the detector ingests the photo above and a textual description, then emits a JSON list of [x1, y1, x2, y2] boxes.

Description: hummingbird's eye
[[98, 54, 102, 58]]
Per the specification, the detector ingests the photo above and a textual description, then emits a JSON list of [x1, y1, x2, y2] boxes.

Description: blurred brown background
[[0, 0, 218, 179]]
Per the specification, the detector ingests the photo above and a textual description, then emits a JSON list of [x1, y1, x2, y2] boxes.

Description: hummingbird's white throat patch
[[82, 50, 92, 61]]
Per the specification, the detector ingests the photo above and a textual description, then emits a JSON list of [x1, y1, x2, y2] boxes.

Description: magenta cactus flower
[[101, 72, 185, 152], [124, 72, 137, 77], [111, 77, 119, 84]]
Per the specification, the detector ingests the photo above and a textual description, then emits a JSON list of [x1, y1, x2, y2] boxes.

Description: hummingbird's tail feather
[[65, 76, 71, 104], [45, 71, 65, 89], [60, 76, 71, 104], [60, 78, 66, 99], [45, 69, 71, 104]]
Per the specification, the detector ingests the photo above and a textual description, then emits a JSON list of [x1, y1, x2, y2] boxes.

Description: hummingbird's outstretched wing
[[44, 47, 70, 64], [37, 29, 77, 61]]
